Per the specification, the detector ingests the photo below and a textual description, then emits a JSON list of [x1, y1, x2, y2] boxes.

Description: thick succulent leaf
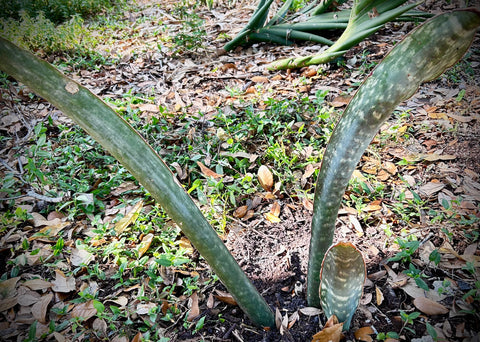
[[319, 242, 365, 331], [306, 9, 480, 308], [224, 0, 428, 53], [269, 0, 416, 69], [0, 37, 275, 329]]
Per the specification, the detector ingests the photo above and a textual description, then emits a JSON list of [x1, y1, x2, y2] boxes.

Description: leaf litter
[[0, 0, 479, 341]]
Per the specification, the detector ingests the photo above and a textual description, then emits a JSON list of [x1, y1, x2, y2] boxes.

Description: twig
[[26, 190, 64, 203]]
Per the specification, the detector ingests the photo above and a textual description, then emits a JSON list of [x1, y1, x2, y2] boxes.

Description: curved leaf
[[319, 242, 365, 331], [307, 9, 480, 307], [0, 37, 275, 328]]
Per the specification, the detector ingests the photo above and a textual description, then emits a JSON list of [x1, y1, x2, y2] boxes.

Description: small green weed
[[376, 331, 400, 341], [399, 310, 421, 335], [388, 237, 419, 263]]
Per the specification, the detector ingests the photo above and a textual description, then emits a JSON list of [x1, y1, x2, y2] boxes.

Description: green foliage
[[0, 0, 119, 24], [389, 238, 419, 263], [399, 310, 421, 334], [0, 11, 95, 56], [377, 331, 400, 340]]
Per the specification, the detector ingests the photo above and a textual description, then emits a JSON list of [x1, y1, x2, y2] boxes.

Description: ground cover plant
[[0, 0, 480, 341]]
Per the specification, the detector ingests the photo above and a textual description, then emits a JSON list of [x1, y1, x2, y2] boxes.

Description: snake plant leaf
[[319, 242, 365, 331], [224, 0, 428, 53], [306, 9, 480, 308], [0, 37, 275, 329], [268, 0, 419, 69]]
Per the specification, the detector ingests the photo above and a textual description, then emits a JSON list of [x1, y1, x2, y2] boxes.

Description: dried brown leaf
[[258, 165, 274, 192], [136, 302, 157, 315], [233, 205, 248, 218], [383, 161, 398, 175], [214, 290, 237, 306], [303, 197, 314, 211], [115, 200, 143, 234], [187, 292, 200, 322], [106, 296, 128, 307], [420, 153, 456, 162], [71, 300, 97, 320], [251, 76, 269, 83], [32, 293, 53, 324], [419, 181, 445, 196], [375, 286, 384, 306], [52, 269, 76, 293], [288, 311, 299, 329], [270, 201, 281, 217], [197, 161, 223, 178], [0, 296, 18, 312], [17, 287, 41, 306], [92, 318, 108, 336], [0, 277, 20, 299], [131, 332, 143, 342], [354, 326, 375, 342], [179, 237, 194, 254], [264, 212, 281, 223], [22, 278, 52, 291], [311, 316, 343, 342], [70, 248, 95, 266], [299, 307, 322, 316], [351, 169, 367, 182], [413, 297, 449, 315], [331, 95, 352, 107], [137, 233, 154, 258]]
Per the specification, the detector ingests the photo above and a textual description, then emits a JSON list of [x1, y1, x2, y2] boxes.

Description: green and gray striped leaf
[[307, 9, 480, 308], [319, 242, 365, 331]]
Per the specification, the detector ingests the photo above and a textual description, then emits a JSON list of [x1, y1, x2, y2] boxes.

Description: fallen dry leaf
[[106, 296, 128, 308], [299, 307, 322, 316], [0, 277, 20, 298], [233, 205, 248, 218], [17, 287, 41, 306], [70, 247, 95, 266], [331, 95, 352, 107], [270, 201, 281, 217], [413, 297, 449, 315], [92, 318, 108, 336], [22, 278, 52, 291], [136, 302, 157, 315], [131, 332, 143, 342], [32, 293, 53, 324], [137, 233, 154, 258], [179, 237, 194, 254], [0, 296, 18, 312], [311, 315, 343, 342], [71, 300, 97, 320], [419, 181, 445, 197], [258, 165, 274, 192], [376, 286, 384, 306], [115, 200, 143, 234], [52, 269, 76, 293], [214, 290, 237, 306], [420, 153, 456, 162], [351, 169, 367, 182], [251, 76, 269, 83], [354, 326, 375, 342], [264, 212, 281, 223], [187, 292, 200, 322], [197, 161, 223, 178]]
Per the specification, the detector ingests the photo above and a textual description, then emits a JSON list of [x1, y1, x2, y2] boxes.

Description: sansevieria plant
[[224, 0, 431, 69], [0, 7, 479, 333]]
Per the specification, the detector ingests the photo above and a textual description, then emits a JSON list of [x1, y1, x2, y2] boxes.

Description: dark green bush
[[0, 0, 118, 24]]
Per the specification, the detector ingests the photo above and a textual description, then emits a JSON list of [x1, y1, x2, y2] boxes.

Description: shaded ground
[[1, 0, 480, 341]]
